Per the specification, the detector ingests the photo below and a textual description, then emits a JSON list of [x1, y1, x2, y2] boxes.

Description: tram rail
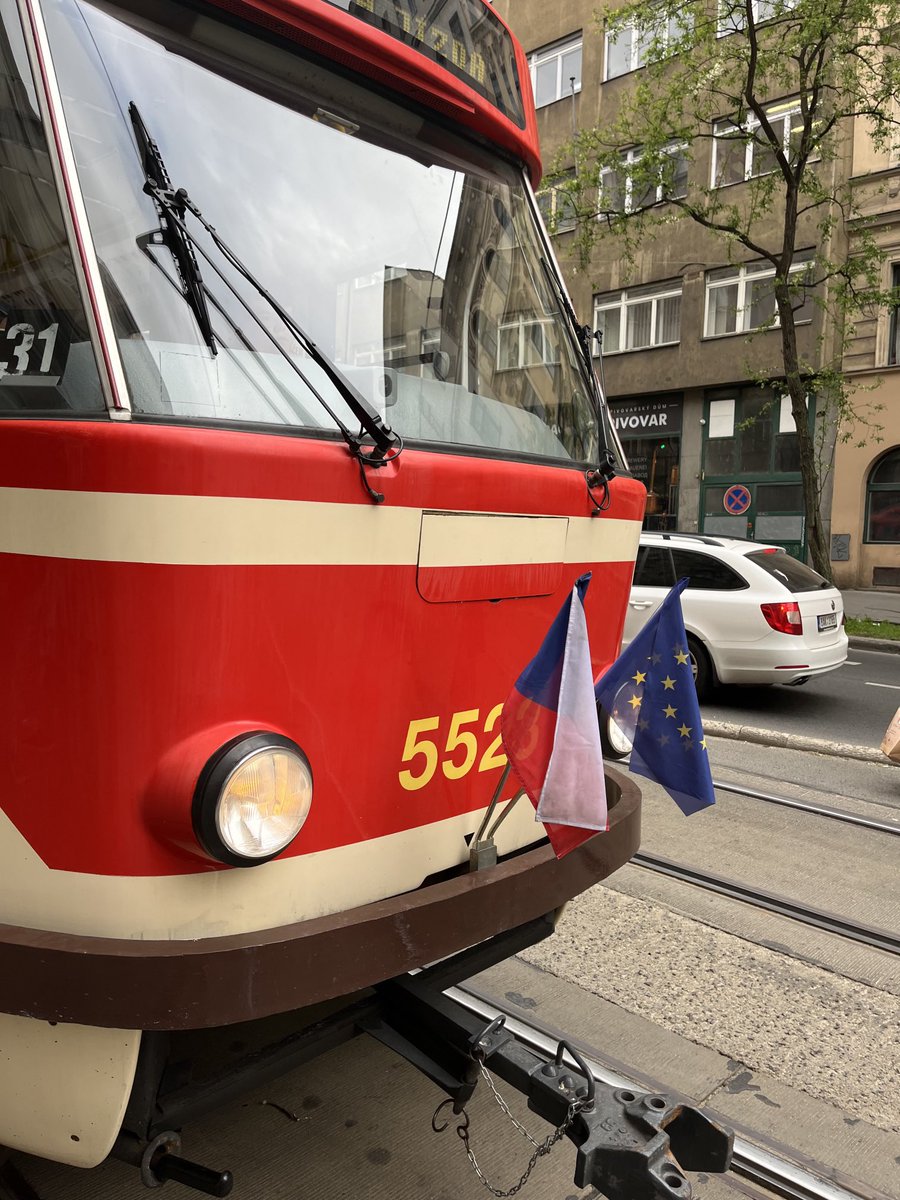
[[630, 852, 900, 956], [708, 780, 900, 837]]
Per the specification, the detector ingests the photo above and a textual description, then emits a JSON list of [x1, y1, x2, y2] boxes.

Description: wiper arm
[[127, 103, 399, 472], [539, 256, 616, 486], [130, 103, 216, 356]]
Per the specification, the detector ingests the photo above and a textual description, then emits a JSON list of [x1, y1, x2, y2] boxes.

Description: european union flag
[[594, 578, 715, 816]]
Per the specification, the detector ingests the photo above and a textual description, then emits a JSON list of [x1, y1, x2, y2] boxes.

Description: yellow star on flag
[[662, 675, 676, 691], [678, 723, 692, 739], [663, 704, 677, 719], [632, 670, 647, 685], [674, 648, 689, 665], [628, 693, 642, 710]]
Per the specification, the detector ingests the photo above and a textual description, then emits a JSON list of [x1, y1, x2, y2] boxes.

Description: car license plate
[[817, 612, 838, 631]]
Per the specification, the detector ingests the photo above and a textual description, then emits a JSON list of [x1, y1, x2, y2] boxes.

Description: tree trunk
[[776, 289, 832, 580]]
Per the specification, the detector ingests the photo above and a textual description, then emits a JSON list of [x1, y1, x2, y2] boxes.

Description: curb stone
[[703, 720, 897, 766], [848, 636, 900, 655]]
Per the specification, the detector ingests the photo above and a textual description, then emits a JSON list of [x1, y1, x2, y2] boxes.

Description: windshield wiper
[[128, 103, 399, 492], [130, 103, 216, 356], [539, 256, 616, 495]]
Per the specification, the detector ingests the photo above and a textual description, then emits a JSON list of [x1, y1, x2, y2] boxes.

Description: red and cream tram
[[0, 0, 647, 1184]]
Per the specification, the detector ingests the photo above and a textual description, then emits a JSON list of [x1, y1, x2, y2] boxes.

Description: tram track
[[614, 767, 900, 956], [707, 778, 900, 837], [630, 851, 900, 956], [448, 984, 896, 1200]]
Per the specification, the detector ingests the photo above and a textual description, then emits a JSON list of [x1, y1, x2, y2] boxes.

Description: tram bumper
[[0, 769, 640, 1033]]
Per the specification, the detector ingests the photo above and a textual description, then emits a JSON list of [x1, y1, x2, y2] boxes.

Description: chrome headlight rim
[[192, 730, 313, 867]]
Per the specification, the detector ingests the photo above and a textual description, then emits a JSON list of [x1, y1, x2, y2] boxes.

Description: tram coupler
[[112, 1131, 233, 1196], [368, 977, 733, 1200]]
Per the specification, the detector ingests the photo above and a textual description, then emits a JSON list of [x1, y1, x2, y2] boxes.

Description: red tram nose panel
[[0, 420, 642, 896]]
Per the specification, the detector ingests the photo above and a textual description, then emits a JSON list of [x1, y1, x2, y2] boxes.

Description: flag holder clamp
[[469, 762, 523, 872]]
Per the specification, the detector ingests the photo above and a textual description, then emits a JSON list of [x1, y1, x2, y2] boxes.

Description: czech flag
[[501, 573, 607, 858]]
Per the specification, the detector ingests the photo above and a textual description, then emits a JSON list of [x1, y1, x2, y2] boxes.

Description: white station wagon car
[[622, 531, 848, 698]]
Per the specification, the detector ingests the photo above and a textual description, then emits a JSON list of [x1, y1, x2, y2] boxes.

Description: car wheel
[[598, 706, 632, 760], [687, 635, 714, 701]]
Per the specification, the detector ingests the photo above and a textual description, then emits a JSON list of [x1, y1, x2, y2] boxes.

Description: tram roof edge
[[202, 0, 543, 185]]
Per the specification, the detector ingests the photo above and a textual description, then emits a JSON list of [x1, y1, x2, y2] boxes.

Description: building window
[[497, 316, 560, 370], [600, 145, 688, 214], [594, 282, 682, 353], [529, 36, 582, 108], [888, 263, 900, 365], [604, 14, 686, 80], [536, 175, 577, 234], [865, 448, 900, 543], [712, 98, 804, 186], [704, 388, 807, 478], [718, 0, 797, 35], [704, 257, 813, 337]]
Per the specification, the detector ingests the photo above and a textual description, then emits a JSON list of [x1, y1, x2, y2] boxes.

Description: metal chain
[[433, 1059, 584, 1199], [477, 1060, 543, 1148]]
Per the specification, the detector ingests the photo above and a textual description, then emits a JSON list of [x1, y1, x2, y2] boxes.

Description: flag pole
[[469, 760, 512, 871], [486, 789, 524, 841]]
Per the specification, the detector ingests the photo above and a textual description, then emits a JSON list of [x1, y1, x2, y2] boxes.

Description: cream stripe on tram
[[0, 487, 641, 567], [0, 791, 544, 941]]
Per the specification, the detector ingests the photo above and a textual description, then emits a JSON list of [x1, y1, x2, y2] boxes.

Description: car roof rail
[[646, 531, 725, 547]]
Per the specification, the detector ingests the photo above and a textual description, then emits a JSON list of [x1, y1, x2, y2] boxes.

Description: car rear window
[[745, 550, 829, 593]]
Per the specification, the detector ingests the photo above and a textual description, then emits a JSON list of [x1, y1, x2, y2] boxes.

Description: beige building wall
[[833, 130, 900, 588]]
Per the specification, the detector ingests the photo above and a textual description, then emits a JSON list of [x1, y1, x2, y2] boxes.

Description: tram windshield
[[20, 0, 607, 464]]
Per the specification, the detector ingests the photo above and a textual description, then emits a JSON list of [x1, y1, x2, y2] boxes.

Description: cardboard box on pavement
[[881, 707, 900, 763]]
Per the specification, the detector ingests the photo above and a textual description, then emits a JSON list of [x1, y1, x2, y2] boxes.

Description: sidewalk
[[840, 588, 900, 656], [842, 588, 900, 623]]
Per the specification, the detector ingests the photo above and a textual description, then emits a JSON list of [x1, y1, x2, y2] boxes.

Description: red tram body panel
[[0, 0, 645, 1175]]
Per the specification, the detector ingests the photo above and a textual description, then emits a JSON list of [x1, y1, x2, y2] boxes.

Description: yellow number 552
[[398, 705, 506, 792]]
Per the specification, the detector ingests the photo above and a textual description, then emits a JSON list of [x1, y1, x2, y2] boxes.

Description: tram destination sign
[[323, 0, 525, 126]]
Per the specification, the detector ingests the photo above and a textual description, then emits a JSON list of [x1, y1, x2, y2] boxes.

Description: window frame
[[599, 144, 688, 214], [528, 35, 583, 109], [711, 98, 804, 187], [594, 281, 683, 354], [603, 13, 686, 81], [703, 257, 814, 338], [864, 447, 900, 544], [887, 262, 900, 366], [496, 315, 561, 371], [717, 0, 798, 37], [536, 174, 577, 235]]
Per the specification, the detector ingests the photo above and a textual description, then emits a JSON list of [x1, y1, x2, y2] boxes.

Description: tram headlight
[[193, 732, 313, 866]]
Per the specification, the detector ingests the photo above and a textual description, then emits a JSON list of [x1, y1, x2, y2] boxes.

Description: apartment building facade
[[494, 0, 900, 587]]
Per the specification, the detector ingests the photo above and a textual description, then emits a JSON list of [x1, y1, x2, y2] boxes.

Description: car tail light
[[761, 601, 803, 635]]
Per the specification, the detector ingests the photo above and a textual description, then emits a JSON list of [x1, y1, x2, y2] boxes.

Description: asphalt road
[[702, 643, 899, 749]]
